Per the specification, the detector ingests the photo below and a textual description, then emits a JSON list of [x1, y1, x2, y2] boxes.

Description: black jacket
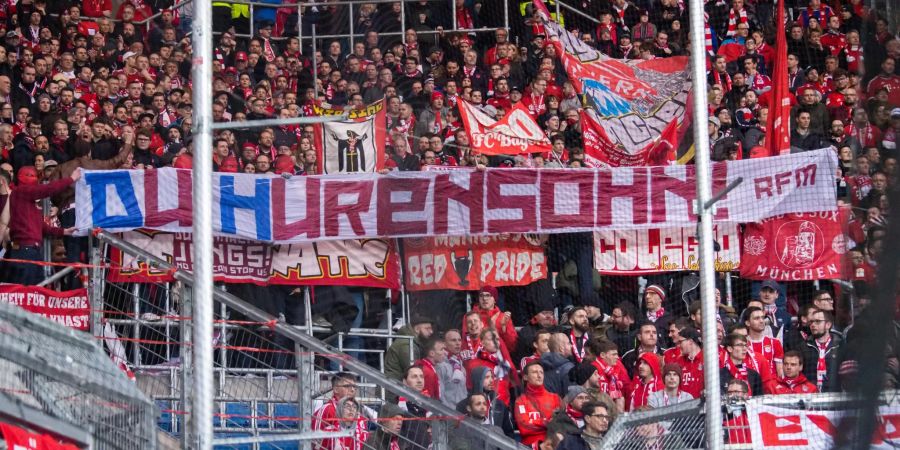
[[541, 352, 575, 397], [800, 332, 843, 393], [720, 365, 764, 397]]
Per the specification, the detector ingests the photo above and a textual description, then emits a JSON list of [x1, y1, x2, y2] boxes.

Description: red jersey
[[414, 358, 441, 400], [663, 346, 682, 364], [866, 74, 900, 105], [748, 335, 783, 381], [820, 31, 847, 56], [676, 351, 705, 399], [514, 384, 561, 445], [592, 358, 629, 400]]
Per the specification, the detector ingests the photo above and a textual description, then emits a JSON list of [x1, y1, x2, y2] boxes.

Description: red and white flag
[[458, 100, 551, 156], [765, 0, 791, 156]]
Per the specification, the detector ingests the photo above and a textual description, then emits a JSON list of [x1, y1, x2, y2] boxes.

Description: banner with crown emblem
[[740, 206, 849, 281], [313, 99, 386, 174]]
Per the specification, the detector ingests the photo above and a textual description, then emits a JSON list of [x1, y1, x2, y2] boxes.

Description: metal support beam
[[686, 0, 722, 445], [212, 430, 353, 446], [96, 231, 528, 450], [36, 266, 75, 287], [209, 114, 349, 130], [190, 0, 214, 446]]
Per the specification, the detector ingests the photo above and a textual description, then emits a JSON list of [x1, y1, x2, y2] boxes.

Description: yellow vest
[[518, 0, 564, 25], [232, 4, 250, 19], [212, 2, 232, 8]]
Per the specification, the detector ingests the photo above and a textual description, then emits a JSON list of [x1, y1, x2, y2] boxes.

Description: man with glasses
[[312, 372, 361, 447], [800, 309, 843, 392], [719, 333, 763, 396], [812, 290, 835, 313], [556, 402, 610, 450]]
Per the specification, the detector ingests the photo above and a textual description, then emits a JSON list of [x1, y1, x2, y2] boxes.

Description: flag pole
[[686, 0, 723, 448]]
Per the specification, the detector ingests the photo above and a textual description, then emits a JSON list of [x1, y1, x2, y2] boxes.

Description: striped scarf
[[705, 13, 715, 56], [726, 8, 748, 37]]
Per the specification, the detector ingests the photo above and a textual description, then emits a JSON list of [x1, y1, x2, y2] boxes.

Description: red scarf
[[722, 357, 749, 389], [460, 335, 481, 361], [815, 335, 831, 389], [432, 108, 442, 134], [570, 330, 588, 362], [713, 71, 732, 93], [726, 8, 748, 37], [593, 358, 623, 398], [565, 404, 584, 420], [647, 307, 665, 323], [263, 38, 276, 62], [628, 376, 662, 411]]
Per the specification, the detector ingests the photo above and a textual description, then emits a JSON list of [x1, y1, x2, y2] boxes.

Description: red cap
[[431, 91, 444, 102], [16, 166, 37, 185], [479, 286, 499, 299], [235, 51, 248, 61]]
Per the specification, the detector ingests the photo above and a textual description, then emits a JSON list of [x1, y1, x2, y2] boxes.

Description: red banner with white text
[[402, 234, 548, 291], [747, 401, 900, 449], [0, 285, 90, 331], [739, 207, 849, 281], [594, 225, 741, 274], [0, 423, 79, 450], [107, 231, 400, 288]]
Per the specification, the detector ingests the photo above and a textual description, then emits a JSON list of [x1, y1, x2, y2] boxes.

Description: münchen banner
[[0, 285, 90, 330], [107, 231, 400, 288], [312, 100, 386, 173], [739, 207, 848, 281], [75, 149, 837, 242], [594, 225, 740, 274], [403, 234, 548, 291]]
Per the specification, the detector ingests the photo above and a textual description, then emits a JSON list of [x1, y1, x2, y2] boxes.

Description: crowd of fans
[[0, 0, 896, 448]]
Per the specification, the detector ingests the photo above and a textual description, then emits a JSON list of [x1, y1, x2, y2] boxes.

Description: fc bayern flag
[[740, 207, 849, 281]]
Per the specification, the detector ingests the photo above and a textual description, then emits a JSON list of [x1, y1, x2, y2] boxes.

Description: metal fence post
[[348, 3, 354, 49], [89, 243, 105, 337], [432, 420, 449, 450], [297, 342, 314, 450], [180, 283, 195, 449], [400, 1, 406, 44]]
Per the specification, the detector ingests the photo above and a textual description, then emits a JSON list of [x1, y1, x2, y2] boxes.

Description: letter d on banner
[[84, 171, 144, 229]]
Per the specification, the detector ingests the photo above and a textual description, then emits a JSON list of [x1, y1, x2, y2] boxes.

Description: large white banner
[[594, 225, 740, 274], [75, 149, 837, 242], [747, 401, 900, 448]]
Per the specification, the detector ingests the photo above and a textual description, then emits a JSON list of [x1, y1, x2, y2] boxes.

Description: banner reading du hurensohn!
[[594, 225, 740, 274], [403, 234, 548, 291], [739, 207, 849, 281], [0, 285, 90, 330], [75, 149, 837, 242], [107, 231, 400, 288]]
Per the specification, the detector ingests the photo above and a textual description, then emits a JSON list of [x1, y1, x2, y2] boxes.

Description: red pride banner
[[107, 231, 400, 289], [402, 234, 548, 291], [594, 225, 741, 274], [0, 285, 90, 331], [747, 401, 900, 449], [458, 100, 551, 155], [740, 206, 849, 281]]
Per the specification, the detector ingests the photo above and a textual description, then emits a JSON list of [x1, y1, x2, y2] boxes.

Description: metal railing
[[91, 230, 524, 450]]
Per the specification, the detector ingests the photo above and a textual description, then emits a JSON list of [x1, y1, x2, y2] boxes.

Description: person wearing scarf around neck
[[464, 329, 518, 406], [589, 339, 628, 413], [648, 364, 694, 408], [470, 286, 519, 352], [626, 353, 663, 411], [568, 306, 592, 363], [514, 361, 561, 446], [414, 337, 446, 400], [642, 285, 673, 340], [546, 386, 590, 436], [765, 350, 818, 395], [719, 333, 763, 396]]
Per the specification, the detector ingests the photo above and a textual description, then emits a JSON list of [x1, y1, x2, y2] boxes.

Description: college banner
[[74, 149, 837, 242], [402, 234, 548, 291], [746, 401, 900, 449], [594, 225, 740, 274], [739, 207, 848, 281], [313, 99, 386, 174], [107, 231, 400, 288], [534, 0, 692, 167], [457, 100, 551, 155], [0, 285, 89, 331]]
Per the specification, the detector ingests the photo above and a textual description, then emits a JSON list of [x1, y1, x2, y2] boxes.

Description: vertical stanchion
[[190, 0, 214, 444], [725, 273, 733, 308], [400, 0, 406, 44], [180, 283, 194, 450], [312, 24, 319, 98], [687, 0, 722, 443], [297, 342, 314, 450], [349, 3, 355, 48], [89, 244, 104, 337], [41, 198, 51, 278]]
